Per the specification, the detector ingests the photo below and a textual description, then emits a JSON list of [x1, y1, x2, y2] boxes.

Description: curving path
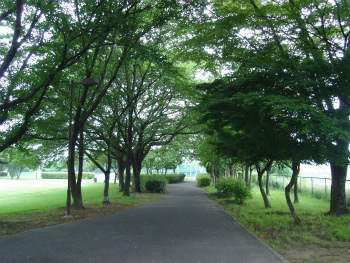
[[0, 181, 288, 263]]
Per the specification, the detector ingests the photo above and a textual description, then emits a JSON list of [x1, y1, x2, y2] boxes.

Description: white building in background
[[176, 161, 206, 178]]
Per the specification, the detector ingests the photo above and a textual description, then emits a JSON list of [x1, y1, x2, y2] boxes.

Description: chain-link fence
[[266, 174, 350, 200]]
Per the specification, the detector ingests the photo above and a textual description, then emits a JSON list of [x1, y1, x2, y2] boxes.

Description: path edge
[[197, 184, 290, 263]]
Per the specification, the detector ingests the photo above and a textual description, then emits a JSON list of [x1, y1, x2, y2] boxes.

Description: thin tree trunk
[[249, 166, 253, 188], [294, 172, 299, 203], [285, 162, 301, 224], [103, 154, 112, 203], [75, 127, 84, 209], [245, 166, 249, 185], [266, 166, 270, 196], [118, 159, 125, 192], [123, 106, 133, 197], [258, 172, 271, 208], [256, 161, 273, 209], [114, 172, 117, 184]]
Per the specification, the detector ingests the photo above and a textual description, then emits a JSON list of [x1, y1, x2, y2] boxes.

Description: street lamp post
[[65, 78, 99, 218]]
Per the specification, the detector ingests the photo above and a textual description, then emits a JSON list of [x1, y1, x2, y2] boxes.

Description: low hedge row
[[165, 174, 186, 184], [0, 172, 7, 177], [41, 172, 95, 179], [140, 173, 186, 193]]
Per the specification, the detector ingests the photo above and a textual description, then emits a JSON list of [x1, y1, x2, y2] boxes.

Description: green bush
[[215, 177, 252, 204], [41, 172, 94, 179], [140, 175, 167, 193], [0, 172, 7, 177], [166, 174, 186, 183], [196, 173, 211, 187]]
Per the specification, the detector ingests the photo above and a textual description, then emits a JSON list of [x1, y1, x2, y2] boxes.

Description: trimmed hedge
[[140, 175, 168, 193], [196, 173, 212, 187], [0, 172, 7, 177], [41, 172, 95, 179], [165, 173, 186, 184]]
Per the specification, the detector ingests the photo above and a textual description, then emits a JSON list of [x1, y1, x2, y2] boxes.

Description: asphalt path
[[0, 181, 289, 263]]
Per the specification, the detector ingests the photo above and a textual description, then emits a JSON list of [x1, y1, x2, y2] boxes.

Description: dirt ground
[[280, 242, 350, 263]]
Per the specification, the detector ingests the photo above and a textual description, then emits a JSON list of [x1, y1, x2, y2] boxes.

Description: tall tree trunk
[[328, 163, 350, 215], [103, 153, 112, 203], [266, 166, 270, 196], [69, 131, 84, 210], [249, 166, 253, 188], [258, 172, 271, 208], [74, 127, 84, 209], [245, 166, 249, 185], [103, 172, 110, 203], [123, 157, 131, 197], [114, 172, 117, 184], [118, 159, 125, 192], [131, 160, 142, 193], [294, 172, 299, 203], [256, 161, 273, 209], [327, 97, 350, 214], [234, 167, 237, 178], [285, 162, 301, 224], [211, 163, 216, 187], [123, 106, 133, 197]]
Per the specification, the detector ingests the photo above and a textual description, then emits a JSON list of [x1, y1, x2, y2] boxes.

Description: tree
[[14, 0, 207, 207], [0, 0, 132, 152], [4, 145, 41, 179], [193, 0, 350, 215]]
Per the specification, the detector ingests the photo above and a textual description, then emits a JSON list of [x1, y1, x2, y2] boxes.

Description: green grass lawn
[[0, 179, 107, 214], [203, 184, 350, 263], [0, 179, 164, 236]]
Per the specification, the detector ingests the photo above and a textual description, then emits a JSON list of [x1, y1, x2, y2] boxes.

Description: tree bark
[[328, 163, 350, 215], [103, 153, 112, 203], [294, 172, 299, 203], [123, 106, 133, 197], [249, 166, 253, 188], [118, 159, 125, 192], [244, 165, 249, 185], [74, 127, 84, 209], [285, 162, 301, 224], [256, 161, 273, 208], [258, 172, 271, 208], [266, 166, 270, 195], [132, 161, 142, 193], [103, 172, 110, 203]]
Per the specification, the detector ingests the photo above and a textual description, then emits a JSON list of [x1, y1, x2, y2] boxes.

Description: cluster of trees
[[194, 0, 350, 220], [0, 147, 40, 179], [0, 1, 206, 208], [2, 0, 350, 222]]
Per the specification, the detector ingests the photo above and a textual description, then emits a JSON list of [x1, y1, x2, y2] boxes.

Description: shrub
[[216, 177, 252, 204], [140, 175, 167, 193], [0, 172, 7, 177], [196, 173, 211, 187], [41, 172, 94, 179], [166, 174, 186, 183]]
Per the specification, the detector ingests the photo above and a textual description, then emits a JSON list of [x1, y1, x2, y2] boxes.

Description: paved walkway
[[0, 181, 288, 263]]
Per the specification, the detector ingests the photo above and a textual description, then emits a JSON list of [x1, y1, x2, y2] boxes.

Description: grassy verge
[[0, 180, 164, 237], [203, 185, 350, 263]]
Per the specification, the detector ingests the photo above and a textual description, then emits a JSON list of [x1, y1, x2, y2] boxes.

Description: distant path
[[0, 181, 289, 263]]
